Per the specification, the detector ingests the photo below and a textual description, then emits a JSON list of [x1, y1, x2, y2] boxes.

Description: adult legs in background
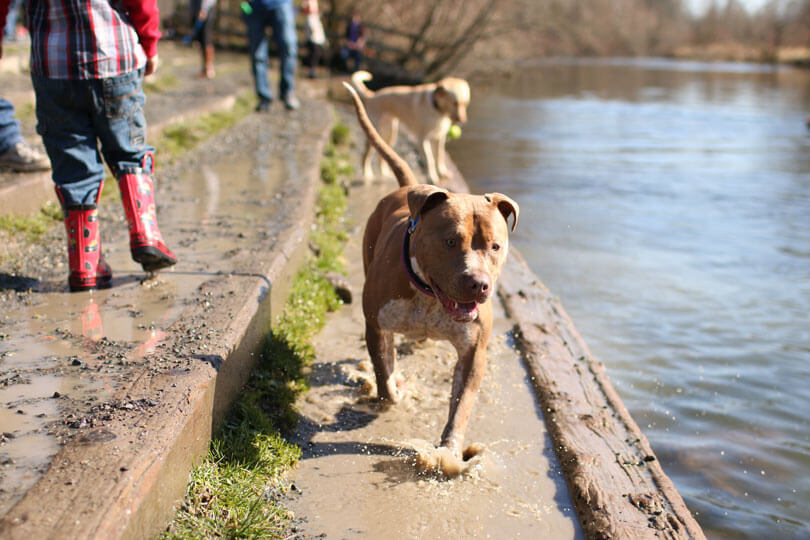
[[246, 9, 273, 109], [3, 0, 23, 40], [307, 40, 322, 78], [0, 97, 50, 172], [266, 0, 298, 109], [246, 1, 298, 111]]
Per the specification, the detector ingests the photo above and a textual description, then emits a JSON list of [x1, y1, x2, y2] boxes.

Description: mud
[[284, 179, 582, 538], [0, 102, 325, 516]]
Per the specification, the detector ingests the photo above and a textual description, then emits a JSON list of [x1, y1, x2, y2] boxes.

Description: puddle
[[0, 137, 289, 515], [285, 182, 582, 539]]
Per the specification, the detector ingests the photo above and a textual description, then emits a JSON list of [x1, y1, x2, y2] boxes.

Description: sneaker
[[283, 94, 300, 111], [0, 142, 51, 172], [255, 99, 272, 113]]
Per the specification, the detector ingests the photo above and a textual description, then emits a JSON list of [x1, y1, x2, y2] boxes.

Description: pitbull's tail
[[350, 70, 375, 99], [343, 82, 418, 187]]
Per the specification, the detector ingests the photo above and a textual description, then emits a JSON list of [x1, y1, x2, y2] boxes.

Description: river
[[450, 58, 810, 539]]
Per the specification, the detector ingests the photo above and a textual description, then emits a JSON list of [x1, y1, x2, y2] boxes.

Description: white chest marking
[[377, 294, 474, 346]]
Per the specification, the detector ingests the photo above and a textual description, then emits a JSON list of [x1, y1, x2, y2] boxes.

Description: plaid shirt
[[4, 0, 161, 80]]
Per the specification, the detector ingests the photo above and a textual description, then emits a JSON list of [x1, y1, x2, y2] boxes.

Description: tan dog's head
[[407, 185, 518, 322], [434, 78, 471, 124]]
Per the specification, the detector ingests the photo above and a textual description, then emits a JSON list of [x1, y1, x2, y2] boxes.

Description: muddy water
[[286, 183, 581, 539], [0, 122, 290, 515], [451, 59, 810, 539]]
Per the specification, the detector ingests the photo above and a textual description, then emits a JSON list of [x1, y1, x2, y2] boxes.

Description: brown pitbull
[[344, 83, 519, 475]]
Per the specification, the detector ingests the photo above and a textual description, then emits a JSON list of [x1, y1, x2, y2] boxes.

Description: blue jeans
[[245, 0, 297, 103], [3, 0, 22, 39], [32, 70, 153, 207], [0, 98, 23, 155]]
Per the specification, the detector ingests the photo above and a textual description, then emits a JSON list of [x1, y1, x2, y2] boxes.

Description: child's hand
[[145, 54, 159, 76]]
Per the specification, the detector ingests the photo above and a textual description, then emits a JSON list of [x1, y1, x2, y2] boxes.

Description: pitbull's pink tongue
[[434, 284, 479, 321]]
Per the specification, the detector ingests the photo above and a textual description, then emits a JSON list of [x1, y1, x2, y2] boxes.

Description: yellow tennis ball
[[447, 124, 462, 140]]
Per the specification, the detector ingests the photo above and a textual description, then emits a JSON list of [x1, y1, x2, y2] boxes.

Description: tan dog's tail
[[350, 70, 375, 99], [343, 82, 418, 187]]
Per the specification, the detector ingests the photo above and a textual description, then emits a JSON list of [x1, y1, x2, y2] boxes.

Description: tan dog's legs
[[435, 134, 450, 180], [380, 117, 398, 179], [420, 139, 439, 184], [362, 139, 375, 182], [366, 321, 400, 402]]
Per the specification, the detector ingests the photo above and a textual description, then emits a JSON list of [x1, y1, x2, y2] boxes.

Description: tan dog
[[350, 70, 470, 185], [343, 82, 518, 476]]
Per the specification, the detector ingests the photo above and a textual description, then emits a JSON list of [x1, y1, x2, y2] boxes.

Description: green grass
[[0, 200, 62, 239], [155, 94, 253, 160], [161, 121, 354, 540], [143, 72, 181, 94], [320, 126, 356, 185]]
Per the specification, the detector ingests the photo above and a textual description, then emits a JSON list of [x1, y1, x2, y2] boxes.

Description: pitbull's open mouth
[[431, 280, 479, 322]]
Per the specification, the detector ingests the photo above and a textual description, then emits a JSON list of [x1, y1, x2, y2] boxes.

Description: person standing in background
[[340, 8, 365, 73], [0, 97, 50, 172], [0, 0, 177, 291], [301, 0, 326, 79], [2, 0, 22, 41], [244, 0, 300, 112], [189, 0, 217, 78]]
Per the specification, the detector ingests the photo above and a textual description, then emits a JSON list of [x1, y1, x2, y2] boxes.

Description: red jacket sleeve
[[121, 0, 161, 58]]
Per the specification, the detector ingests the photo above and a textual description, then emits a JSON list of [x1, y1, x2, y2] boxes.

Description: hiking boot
[[255, 99, 272, 113], [283, 94, 300, 111], [0, 141, 51, 172], [56, 184, 113, 292], [117, 166, 177, 272]]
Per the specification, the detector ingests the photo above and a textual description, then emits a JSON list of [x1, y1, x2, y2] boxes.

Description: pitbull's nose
[[464, 273, 491, 302]]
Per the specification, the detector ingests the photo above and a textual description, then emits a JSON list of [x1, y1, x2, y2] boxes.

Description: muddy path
[[284, 179, 582, 539], [0, 102, 328, 519]]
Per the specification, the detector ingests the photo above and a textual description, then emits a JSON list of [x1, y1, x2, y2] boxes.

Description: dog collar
[[402, 217, 435, 297]]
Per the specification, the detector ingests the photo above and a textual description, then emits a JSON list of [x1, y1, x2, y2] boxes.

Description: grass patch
[[162, 120, 354, 540], [155, 94, 253, 161], [320, 124, 356, 185], [13, 102, 35, 124], [0, 200, 62, 239], [143, 72, 181, 94]]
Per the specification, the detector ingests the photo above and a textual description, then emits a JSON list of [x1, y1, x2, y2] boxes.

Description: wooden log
[[498, 249, 707, 540]]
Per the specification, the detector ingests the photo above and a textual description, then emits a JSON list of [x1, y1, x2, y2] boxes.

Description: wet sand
[[285, 181, 582, 539]]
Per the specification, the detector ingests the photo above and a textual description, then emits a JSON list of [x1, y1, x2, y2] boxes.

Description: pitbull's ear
[[407, 185, 449, 219], [485, 193, 519, 232]]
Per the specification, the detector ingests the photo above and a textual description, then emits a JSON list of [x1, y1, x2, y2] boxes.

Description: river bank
[[1, 42, 705, 539]]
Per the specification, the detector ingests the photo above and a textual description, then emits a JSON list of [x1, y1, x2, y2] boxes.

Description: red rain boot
[[117, 165, 177, 272], [56, 185, 113, 292]]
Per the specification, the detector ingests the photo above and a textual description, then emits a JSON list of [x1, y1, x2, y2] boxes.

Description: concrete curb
[[0, 101, 332, 540]]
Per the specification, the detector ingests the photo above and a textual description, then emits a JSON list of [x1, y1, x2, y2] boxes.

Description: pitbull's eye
[[446, 238, 456, 248], [492, 243, 501, 251]]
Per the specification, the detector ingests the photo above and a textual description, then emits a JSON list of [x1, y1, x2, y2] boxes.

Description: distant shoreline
[[671, 43, 810, 67]]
